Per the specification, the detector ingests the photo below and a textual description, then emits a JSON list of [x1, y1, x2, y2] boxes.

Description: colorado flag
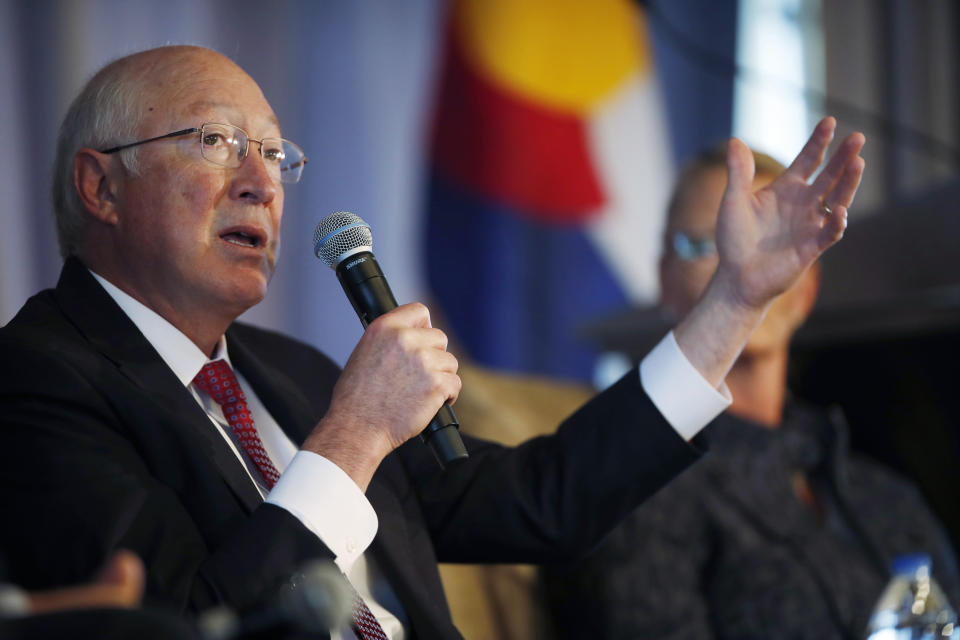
[[427, 0, 673, 381]]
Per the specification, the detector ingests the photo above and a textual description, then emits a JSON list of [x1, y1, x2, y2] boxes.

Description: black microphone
[[313, 211, 468, 469], [198, 560, 353, 639]]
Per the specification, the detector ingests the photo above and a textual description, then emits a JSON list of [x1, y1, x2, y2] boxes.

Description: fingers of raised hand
[[814, 141, 865, 211], [810, 131, 864, 192], [786, 117, 837, 180], [816, 203, 848, 251]]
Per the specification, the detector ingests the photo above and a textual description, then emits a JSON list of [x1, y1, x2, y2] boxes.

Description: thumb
[[725, 138, 756, 196], [95, 549, 145, 594]]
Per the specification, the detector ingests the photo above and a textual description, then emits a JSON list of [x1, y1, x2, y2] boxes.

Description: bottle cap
[[891, 553, 932, 576]]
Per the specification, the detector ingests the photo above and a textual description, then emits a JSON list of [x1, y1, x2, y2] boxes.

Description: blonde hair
[[665, 143, 785, 229]]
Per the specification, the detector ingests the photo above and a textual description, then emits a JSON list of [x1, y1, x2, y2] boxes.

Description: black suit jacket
[[0, 258, 699, 638]]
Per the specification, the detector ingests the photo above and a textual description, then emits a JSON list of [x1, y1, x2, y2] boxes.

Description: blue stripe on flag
[[426, 174, 628, 382]]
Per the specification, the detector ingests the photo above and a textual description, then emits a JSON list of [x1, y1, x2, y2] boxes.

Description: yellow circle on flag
[[454, 0, 649, 114]]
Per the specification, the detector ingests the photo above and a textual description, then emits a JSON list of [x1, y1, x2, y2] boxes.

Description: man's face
[[659, 165, 817, 355], [106, 50, 285, 324]]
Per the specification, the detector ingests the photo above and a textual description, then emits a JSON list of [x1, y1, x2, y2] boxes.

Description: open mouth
[[220, 228, 265, 249]]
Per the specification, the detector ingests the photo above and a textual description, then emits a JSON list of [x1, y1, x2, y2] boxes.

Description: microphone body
[[315, 213, 468, 469], [335, 251, 398, 327]]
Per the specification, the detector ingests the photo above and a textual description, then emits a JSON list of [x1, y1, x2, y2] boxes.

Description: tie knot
[[193, 360, 244, 405]]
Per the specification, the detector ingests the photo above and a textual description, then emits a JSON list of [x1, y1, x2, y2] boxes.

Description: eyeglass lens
[[199, 123, 305, 184], [672, 232, 717, 261]]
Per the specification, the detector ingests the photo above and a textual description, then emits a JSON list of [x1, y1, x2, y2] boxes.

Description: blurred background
[[1, 0, 958, 548]]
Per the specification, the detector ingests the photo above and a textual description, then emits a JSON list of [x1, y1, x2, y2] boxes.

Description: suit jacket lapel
[[225, 327, 319, 446], [53, 258, 263, 511]]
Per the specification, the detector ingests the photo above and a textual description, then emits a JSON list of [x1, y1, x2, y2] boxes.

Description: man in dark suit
[[0, 45, 864, 638]]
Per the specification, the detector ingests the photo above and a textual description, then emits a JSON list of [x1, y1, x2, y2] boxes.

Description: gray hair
[[52, 59, 147, 258]]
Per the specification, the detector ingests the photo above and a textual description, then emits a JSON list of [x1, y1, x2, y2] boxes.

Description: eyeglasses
[[670, 231, 716, 261], [100, 122, 308, 184]]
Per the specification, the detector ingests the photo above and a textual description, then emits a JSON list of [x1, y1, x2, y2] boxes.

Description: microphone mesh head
[[313, 211, 373, 267]]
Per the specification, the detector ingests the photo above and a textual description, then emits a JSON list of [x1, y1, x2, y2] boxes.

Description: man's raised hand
[[714, 116, 865, 311], [675, 118, 865, 389]]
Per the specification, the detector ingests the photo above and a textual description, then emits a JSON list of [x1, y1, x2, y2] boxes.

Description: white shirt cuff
[[266, 450, 378, 574], [639, 331, 732, 441]]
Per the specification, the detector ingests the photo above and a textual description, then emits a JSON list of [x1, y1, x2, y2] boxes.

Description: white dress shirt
[[90, 270, 729, 639]]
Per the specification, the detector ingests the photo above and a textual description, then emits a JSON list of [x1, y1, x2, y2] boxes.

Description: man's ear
[[74, 149, 120, 225]]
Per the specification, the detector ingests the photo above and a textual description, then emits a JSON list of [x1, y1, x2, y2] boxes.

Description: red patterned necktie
[[348, 583, 390, 640], [193, 360, 282, 489]]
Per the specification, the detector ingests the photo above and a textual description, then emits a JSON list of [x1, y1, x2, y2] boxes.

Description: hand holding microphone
[[310, 212, 468, 472]]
